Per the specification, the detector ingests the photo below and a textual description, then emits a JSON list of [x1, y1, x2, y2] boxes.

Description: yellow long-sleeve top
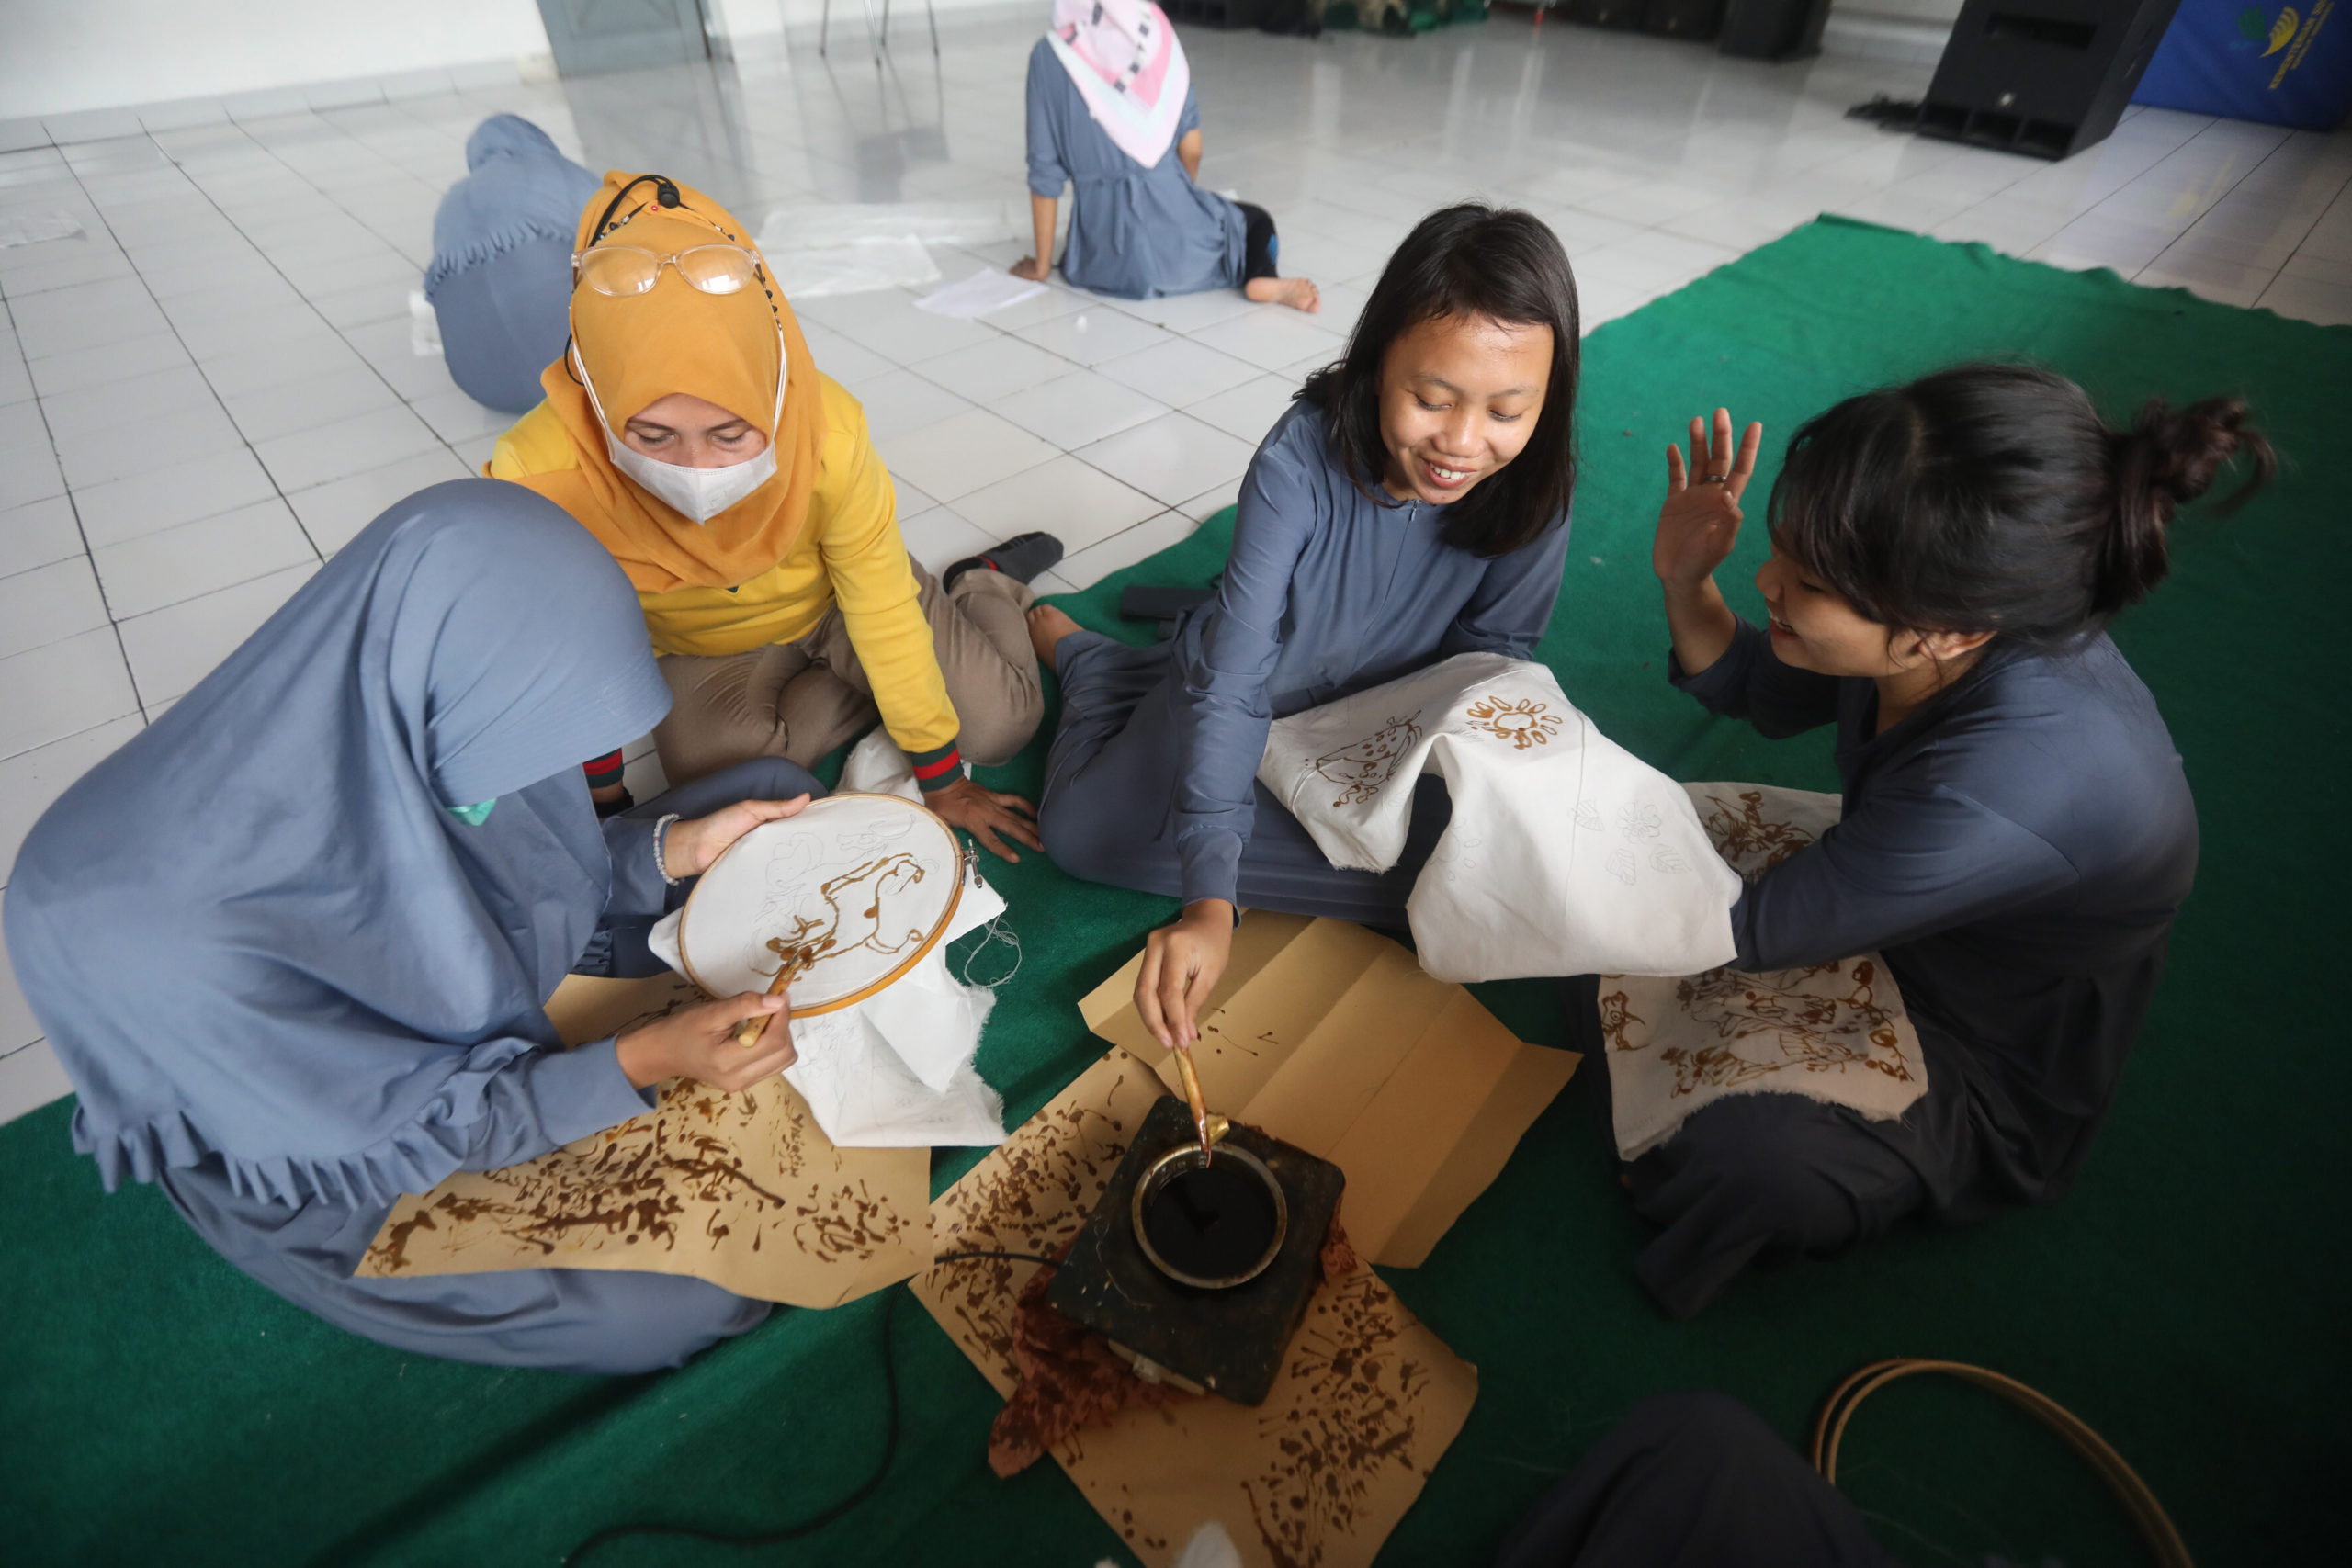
[[487, 374, 965, 773]]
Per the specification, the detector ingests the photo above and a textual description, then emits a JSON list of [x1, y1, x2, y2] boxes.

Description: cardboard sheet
[[1080, 914, 1579, 1268], [911, 1049, 1477, 1568], [356, 970, 933, 1307]]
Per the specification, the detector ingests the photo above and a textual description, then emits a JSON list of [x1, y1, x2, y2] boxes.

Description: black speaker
[[1645, 0, 1725, 40], [1566, 0, 1645, 29], [1716, 0, 1831, 60], [1917, 0, 2186, 159]]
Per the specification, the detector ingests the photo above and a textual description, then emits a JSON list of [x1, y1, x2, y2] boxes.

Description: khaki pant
[[653, 557, 1040, 786]]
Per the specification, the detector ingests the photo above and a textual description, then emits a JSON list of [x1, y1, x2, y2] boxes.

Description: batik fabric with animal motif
[[1600, 784, 1927, 1159], [1256, 651, 1741, 981]]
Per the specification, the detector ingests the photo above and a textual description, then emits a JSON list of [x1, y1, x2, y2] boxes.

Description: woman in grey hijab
[[4, 480, 823, 1374], [426, 115, 600, 412]]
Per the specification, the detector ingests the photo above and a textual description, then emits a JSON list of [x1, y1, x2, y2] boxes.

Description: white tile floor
[[3, 15, 2349, 1124]]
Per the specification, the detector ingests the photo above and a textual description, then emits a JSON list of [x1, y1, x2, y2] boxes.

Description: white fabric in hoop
[[1601, 784, 1928, 1160], [1256, 652, 1742, 982]]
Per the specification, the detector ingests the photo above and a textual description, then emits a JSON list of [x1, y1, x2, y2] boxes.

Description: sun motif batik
[[1464, 694, 1564, 750]]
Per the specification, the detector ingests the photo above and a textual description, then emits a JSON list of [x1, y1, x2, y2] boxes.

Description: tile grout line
[[0, 284, 152, 729], [135, 117, 440, 558], [34, 138, 325, 660]]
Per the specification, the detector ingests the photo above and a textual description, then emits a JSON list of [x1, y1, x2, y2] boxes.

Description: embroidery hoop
[[675, 791, 965, 1017]]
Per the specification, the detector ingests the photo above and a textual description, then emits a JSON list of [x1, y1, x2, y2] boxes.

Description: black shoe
[[944, 531, 1064, 590], [593, 786, 637, 820]]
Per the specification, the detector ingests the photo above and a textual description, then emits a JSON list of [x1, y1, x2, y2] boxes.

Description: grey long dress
[[4, 481, 819, 1375], [1025, 38, 1246, 300], [1039, 399, 1571, 918], [1622, 619, 2199, 1318]]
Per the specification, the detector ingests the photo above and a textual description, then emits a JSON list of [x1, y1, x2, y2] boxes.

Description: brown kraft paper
[[910, 1048, 1478, 1568], [356, 969, 933, 1307], [1079, 913, 1580, 1268]]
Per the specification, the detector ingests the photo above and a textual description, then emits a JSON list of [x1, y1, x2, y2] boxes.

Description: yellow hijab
[[518, 171, 825, 594]]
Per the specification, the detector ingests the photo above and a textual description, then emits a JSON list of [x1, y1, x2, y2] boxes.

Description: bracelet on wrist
[[651, 813, 684, 886]]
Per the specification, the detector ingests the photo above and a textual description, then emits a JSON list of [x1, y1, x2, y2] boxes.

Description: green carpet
[[5, 217, 2346, 1565]]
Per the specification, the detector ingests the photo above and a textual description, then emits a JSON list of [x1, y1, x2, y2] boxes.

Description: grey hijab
[[424, 114, 600, 300], [4, 481, 671, 1207]]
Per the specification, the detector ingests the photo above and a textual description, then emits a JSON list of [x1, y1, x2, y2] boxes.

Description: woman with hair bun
[[1635, 362, 2274, 1319]]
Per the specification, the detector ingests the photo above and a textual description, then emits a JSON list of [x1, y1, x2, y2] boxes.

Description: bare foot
[[1027, 604, 1082, 671], [1246, 276, 1320, 313]]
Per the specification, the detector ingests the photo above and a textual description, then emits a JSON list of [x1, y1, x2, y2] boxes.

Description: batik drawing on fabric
[[674, 792, 965, 1013], [1600, 783, 1927, 1160], [357, 969, 933, 1305], [910, 1047, 1477, 1568], [1258, 651, 1742, 981]]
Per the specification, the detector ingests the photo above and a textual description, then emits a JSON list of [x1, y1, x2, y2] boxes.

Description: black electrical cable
[[561, 1250, 1062, 1566]]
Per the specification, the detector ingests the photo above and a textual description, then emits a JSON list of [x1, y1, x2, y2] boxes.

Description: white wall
[[0, 0, 556, 119]]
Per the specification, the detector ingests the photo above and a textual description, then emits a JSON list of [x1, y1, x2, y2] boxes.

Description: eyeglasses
[[573, 243, 762, 298]]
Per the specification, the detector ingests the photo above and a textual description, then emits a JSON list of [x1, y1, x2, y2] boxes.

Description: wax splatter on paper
[[358, 973, 931, 1307], [911, 1047, 1476, 1568]]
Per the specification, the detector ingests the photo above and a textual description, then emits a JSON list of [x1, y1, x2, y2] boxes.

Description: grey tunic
[[1025, 38, 1246, 300], [1039, 399, 1570, 915], [160, 758, 818, 1375], [1620, 620, 2199, 1317]]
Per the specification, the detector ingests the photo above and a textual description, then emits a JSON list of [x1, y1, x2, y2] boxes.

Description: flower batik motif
[[1259, 651, 1742, 980], [1309, 715, 1424, 807], [1599, 782, 1922, 1159], [1464, 693, 1564, 750]]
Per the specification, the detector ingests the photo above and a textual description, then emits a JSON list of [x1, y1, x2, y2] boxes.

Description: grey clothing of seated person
[[425, 115, 600, 413], [3, 479, 817, 1375], [1024, 37, 1245, 299], [1495, 1392, 1899, 1567], [1037, 398, 1571, 920], [1615, 621, 2198, 1320]]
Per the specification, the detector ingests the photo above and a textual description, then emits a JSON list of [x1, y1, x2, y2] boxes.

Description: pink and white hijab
[[1046, 0, 1192, 169]]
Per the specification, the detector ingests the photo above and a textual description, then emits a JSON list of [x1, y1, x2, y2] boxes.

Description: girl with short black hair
[[1028, 203, 1582, 1043], [1634, 362, 2273, 1318]]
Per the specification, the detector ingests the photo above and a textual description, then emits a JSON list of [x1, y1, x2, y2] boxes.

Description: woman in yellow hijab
[[487, 171, 1056, 857]]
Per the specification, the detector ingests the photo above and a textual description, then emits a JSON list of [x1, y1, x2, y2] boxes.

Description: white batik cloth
[[1601, 783, 1928, 1160], [1256, 652, 1742, 982], [650, 845, 1008, 1149]]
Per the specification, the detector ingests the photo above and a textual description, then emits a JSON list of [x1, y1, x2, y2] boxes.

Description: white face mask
[[574, 334, 786, 525]]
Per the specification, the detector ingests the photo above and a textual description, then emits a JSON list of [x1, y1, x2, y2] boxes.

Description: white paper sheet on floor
[[0, 212, 84, 248], [916, 268, 1048, 319], [1600, 783, 1927, 1160], [648, 829, 1008, 1148], [756, 200, 1036, 299], [1256, 652, 1742, 982]]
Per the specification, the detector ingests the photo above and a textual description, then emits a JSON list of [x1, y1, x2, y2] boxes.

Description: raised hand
[[1653, 408, 1763, 592]]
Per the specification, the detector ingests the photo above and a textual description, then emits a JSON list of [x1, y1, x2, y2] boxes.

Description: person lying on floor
[[3, 482, 829, 1375], [1628, 365, 2271, 1319], [1024, 203, 1578, 1046], [424, 114, 600, 413], [488, 170, 1054, 860], [1012, 0, 1318, 311]]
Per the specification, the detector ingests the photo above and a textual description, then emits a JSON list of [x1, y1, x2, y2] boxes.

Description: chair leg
[[858, 0, 882, 62], [820, 0, 831, 55], [925, 0, 940, 56]]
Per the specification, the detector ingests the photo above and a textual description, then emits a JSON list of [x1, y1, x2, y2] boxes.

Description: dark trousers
[[1565, 975, 1960, 1320], [1238, 201, 1280, 281], [1496, 1393, 1899, 1567]]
